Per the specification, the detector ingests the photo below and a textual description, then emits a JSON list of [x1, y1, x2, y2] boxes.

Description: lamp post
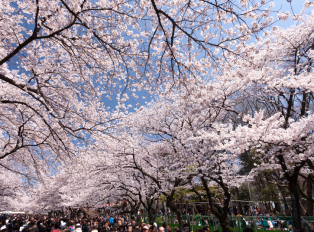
[[183, 197, 189, 225]]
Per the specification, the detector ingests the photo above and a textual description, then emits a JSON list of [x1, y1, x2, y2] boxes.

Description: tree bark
[[200, 175, 232, 232], [167, 200, 183, 228], [264, 201, 270, 213], [147, 208, 155, 225], [300, 200, 307, 216], [269, 189, 282, 213], [278, 186, 290, 215], [235, 188, 244, 215], [218, 216, 232, 232], [274, 200, 282, 213], [177, 210, 183, 229], [289, 179, 302, 229], [307, 174, 313, 216]]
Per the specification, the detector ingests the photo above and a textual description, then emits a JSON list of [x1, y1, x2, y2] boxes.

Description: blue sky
[[101, 0, 310, 113], [275, 0, 307, 26]]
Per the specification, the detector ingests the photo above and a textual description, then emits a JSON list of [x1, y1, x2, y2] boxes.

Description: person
[[112, 225, 118, 231], [63, 225, 70, 232], [161, 224, 167, 232], [182, 224, 189, 232], [109, 219, 113, 227], [82, 223, 89, 232], [13, 222, 20, 232], [242, 228, 253, 232], [69, 224, 75, 232], [180, 228, 188, 232], [118, 227, 124, 232], [142, 226, 148, 232], [1, 226, 7, 232], [91, 227, 98, 232], [102, 223, 109, 232], [130, 222, 135, 231], [51, 223, 61, 232], [126, 226, 132, 232], [7, 220, 13, 232], [29, 221, 38, 232], [19, 221, 25, 232], [294, 229, 305, 232], [148, 226, 155, 232], [76, 224, 82, 232], [103, 223, 110, 231], [1, 225, 7, 232], [60, 222, 66, 230], [202, 227, 209, 232], [38, 222, 46, 232], [157, 227, 164, 232], [233, 206, 238, 215]]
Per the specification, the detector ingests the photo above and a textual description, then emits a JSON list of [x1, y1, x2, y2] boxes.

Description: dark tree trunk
[[307, 174, 313, 216], [163, 201, 166, 215], [201, 176, 232, 232], [204, 204, 209, 215], [274, 201, 282, 213], [269, 189, 282, 213], [300, 200, 307, 216], [238, 202, 244, 215], [235, 188, 244, 215], [218, 216, 232, 232], [147, 208, 155, 225], [131, 202, 141, 215], [167, 201, 183, 229], [177, 210, 183, 229], [289, 179, 302, 229], [277, 153, 305, 230], [264, 201, 270, 212], [82, 208, 87, 218], [278, 186, 290, 215], [175, 207, 184, 228]]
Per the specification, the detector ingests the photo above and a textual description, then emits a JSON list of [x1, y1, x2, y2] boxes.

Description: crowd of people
[[0, 214, 221, 232], [2, 213, 305, 232]]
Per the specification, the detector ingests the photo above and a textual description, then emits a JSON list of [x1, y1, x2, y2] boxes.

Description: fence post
[[261, 219, 265, 232]]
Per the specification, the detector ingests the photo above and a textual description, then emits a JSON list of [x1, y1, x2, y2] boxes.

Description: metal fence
[[135, 215, 314, 232]]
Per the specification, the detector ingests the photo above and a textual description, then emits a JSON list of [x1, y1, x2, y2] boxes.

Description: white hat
[[0, 225, 6, 230]]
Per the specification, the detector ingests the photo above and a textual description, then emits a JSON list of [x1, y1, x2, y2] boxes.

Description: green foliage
[[238, 149, 257, 175], [237, 184, 251, 201], [158, 184, 218, 203], [156, 216, 163, 224]]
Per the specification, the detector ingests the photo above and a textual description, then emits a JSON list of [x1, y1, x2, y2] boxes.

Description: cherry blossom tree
[[114, 81, 247, 231], [199, 6, 314, 229], [110, 165, 159, 224], [4, 1, 314, 228], [0, 0, 284, 179], [0, 167, 25, 211]]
